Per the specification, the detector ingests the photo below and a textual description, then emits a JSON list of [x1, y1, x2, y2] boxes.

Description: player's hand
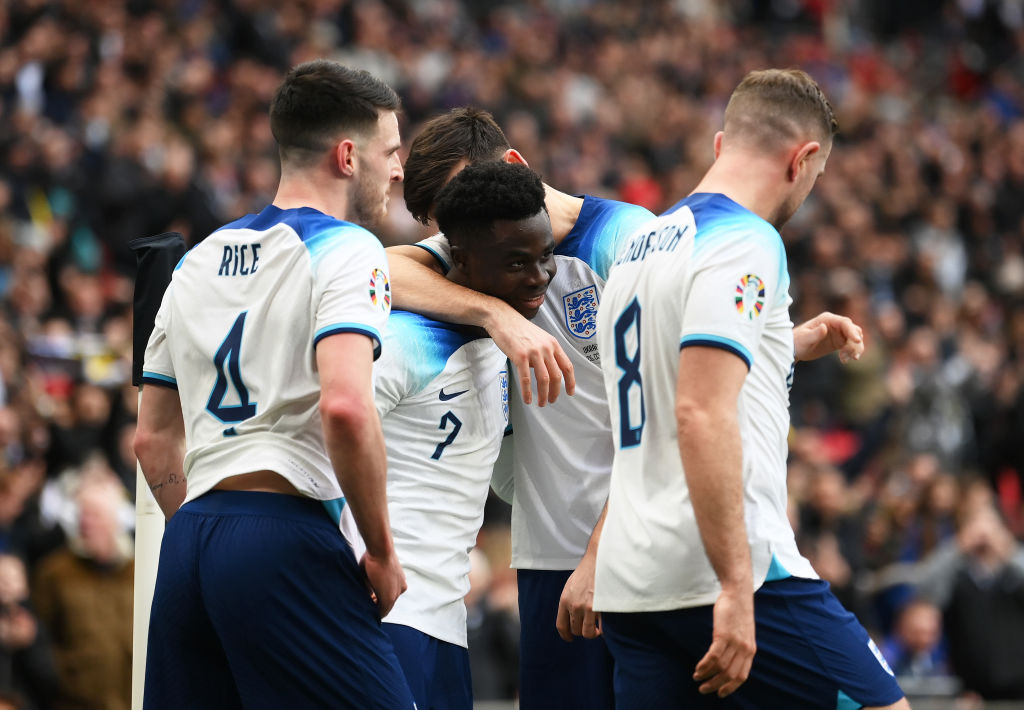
[[556, 553, 600, 641], [693, 588, 755, 697], [361, 550, 407, 618], [793, 311, 864, 363], [485, 310, 575, 406]]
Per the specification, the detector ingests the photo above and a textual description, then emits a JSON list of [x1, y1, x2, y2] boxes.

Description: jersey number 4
[[206, 312, 257, 423], [614, 298, 645, 448]]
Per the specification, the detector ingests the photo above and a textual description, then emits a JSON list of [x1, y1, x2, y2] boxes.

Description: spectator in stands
[[32, 472, 132, 710]]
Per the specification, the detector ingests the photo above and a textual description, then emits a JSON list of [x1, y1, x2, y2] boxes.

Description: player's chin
[[514, 294, 546, 320]]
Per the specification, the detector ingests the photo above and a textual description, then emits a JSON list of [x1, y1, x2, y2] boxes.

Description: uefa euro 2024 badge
[[563, 285, 599, 339], [735, 274, 765, 320]]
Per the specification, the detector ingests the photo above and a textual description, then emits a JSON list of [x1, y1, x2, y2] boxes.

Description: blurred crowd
[[0, 0, 1023, 706]]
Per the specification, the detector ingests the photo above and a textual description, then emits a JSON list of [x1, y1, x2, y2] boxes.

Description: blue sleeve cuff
[[413, 243, 450, 275], [141, 371, 178, 390], [314, 324, 383, 360], [680, 334, 752, 370]]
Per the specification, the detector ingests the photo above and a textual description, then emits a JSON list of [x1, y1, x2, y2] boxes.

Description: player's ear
[[788, 141, 820, 182], [503, 149, 529, 167], [713, 131, 724, 160], [449, 244, 467, 273], [334, 139, 357, 177]]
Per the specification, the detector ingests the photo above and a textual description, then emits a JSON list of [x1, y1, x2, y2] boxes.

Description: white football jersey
[[417, 196, 655, 569], [142, 205, 391, 505], [593, 193, 817, 613], [373, 311, 509, 648]]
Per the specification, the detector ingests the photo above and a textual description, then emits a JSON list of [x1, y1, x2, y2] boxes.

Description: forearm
[[323, 404, 393, 558], [583, 500, 608, 560], [136, 433, 186, 519], [678, 411, 751, 592], [388, 250, 517, 332]]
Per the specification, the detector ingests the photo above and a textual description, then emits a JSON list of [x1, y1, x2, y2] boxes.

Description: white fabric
[[593, 193, 817, 613], [143, 205, 390, 505], [416, 196, 656, 569], [372, 311, 509, 647]]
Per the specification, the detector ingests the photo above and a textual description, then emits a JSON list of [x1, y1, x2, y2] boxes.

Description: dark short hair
[[433, 161, 546, 247], [724, 68, 837, 150], [269, 60, 400, 166], [403, 107, 511, 224]]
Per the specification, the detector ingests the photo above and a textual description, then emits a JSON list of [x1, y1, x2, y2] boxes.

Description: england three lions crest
[[563, 285, 599, 340], [499, 370, 509, 423]]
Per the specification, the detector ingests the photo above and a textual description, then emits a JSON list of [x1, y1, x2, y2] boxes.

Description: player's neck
[[691, 153, 786, 226], [543, 184, 584, 245], [273, 172, 351, 223]]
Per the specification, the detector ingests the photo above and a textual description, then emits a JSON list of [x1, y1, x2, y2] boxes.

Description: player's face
[[462, 210, 556, 320], [350, 111, 403, 230], [774, 141, 830, 229]]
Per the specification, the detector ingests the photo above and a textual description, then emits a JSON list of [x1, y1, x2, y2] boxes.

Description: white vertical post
[[131, 388, 165, 710]]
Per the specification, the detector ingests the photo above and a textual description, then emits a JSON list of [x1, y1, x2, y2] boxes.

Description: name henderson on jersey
[[615, 221, 690, 266]]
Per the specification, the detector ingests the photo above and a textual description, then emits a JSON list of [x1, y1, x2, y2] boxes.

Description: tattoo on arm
[[150, 473, 184, 493]]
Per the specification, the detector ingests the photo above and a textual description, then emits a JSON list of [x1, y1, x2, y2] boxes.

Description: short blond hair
[[723, 69, 837, 152]]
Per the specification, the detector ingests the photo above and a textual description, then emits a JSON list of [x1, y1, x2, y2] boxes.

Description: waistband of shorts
[[182, 490, 332, 523]]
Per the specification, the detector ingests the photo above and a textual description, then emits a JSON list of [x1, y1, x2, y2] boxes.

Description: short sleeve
[[679, 229, 784, 370], [413, 233, 452, 274], [313, 230, 391, 360], [372, 336, 410, 419], [141, 286, 178, 390], [591, 207, 656, 280]]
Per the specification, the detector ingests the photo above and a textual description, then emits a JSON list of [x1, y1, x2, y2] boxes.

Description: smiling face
[[452, 209, 555, 320]]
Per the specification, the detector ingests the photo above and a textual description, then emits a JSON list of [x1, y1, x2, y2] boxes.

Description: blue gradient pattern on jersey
[[555, 196, 654, 280], [215, 204, 375, 267], [666, 193, 789, 294], [385, 311, 489, 394]]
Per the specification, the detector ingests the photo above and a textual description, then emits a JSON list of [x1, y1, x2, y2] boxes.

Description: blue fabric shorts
[[144, 491, 415, 710], [385, 623, 471, 710], [602, 577, 904, 709], [517, 568, 615, 710]]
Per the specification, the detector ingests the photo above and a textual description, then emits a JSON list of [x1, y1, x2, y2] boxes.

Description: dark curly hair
[[433, 161, 547, 247]]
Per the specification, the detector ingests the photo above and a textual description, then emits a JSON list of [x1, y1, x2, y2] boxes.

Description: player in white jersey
[[595, 69, 909, 710], [134, 61, 415, 709], [371, 161, 554, 710], [394, 108, 652, 709], [388, 107, 868, 709]]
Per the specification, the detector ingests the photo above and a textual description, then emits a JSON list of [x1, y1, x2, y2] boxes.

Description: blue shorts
[[518, 569, 615, 710], [385, 623, 471, 710], [602, 577, 904, 709], [144, 491, 415, 710]]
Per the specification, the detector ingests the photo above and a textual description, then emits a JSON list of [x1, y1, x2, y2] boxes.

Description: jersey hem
[[511, 556, 585, 571], [593, 589, 720, 613], [383, 616, 467, 649]]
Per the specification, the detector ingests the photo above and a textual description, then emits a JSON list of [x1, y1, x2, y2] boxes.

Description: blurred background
[[0, 0, 1023, 708]]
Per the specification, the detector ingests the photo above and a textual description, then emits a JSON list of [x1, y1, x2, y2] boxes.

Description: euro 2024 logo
[[735, 274, 765, 320]]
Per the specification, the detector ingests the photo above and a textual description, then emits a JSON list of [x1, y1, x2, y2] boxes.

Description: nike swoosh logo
[[438, 387, 469, 401]]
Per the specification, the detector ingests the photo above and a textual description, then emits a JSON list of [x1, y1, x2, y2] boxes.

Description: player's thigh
[[144, 510, 243, 710], [517, 569, 615, 710], [194, 492, 415, 710], [385, 624, 472, 710], [601, 610, 711, 710], [734, 578, 905, 710]]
